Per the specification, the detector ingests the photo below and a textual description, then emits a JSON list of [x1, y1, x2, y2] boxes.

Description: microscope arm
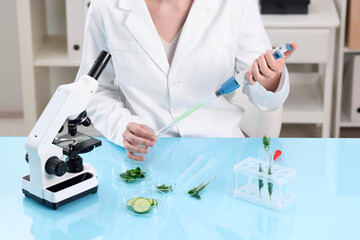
[[25, 51, 111, 189]]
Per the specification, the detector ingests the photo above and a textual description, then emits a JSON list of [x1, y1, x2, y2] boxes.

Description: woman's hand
[[246, 42, 298, 92], [122, 123, 157, 161]]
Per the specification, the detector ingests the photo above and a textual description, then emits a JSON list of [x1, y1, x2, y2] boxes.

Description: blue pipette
[[214, 43, 292, 97]]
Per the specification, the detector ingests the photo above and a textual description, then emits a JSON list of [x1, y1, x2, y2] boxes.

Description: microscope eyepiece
[[87, 51, 112, 80], [82, 117, 91, 127]]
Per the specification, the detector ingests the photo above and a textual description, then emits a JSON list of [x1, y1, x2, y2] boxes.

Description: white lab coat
[[75, 0, 289, 147]]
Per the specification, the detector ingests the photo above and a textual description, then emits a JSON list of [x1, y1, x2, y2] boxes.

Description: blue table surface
[[1, 137, 360, 240]]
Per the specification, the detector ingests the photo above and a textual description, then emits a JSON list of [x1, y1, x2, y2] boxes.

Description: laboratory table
[[1, 137, 359, 240]]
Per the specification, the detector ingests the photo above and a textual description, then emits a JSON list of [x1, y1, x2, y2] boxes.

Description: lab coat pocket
[[107, 40, 145, 53], [107, 40, 149, 71]]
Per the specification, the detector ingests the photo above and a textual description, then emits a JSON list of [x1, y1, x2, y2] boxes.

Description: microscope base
[[22, 185, 97, 210], [22, 163, 98, 210]]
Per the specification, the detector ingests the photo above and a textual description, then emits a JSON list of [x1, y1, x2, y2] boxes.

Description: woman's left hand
[[246, 42, 298, 92]]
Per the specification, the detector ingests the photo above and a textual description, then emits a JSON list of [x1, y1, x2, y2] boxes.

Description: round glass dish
[[112, 162, 154, 185], [123, 188, 167, 216], [152, 181, 176, 194]]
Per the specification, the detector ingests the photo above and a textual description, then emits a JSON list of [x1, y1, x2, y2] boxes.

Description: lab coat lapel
[[170, 0, 217, 74], [119, 0, 170, 75]]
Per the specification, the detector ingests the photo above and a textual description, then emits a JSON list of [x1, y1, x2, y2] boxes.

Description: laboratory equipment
[[123, 188, 167, 216], [155, 44, 292, 138], [188, 175, 216, 199], [112, 162, 154, 185], [260, 0, 310, 14], [188, 175, 215, 199], [184, 158, 216, 186], [152, 155, 204, 193], [22, 51, 112, 210], [233, 157, 296, 211], [174, 155, 205, 184]]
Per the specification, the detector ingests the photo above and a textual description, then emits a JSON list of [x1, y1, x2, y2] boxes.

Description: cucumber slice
[[126, 197, 141, 206], [148, 198, 158, 206], [132, 198, 151, 213]]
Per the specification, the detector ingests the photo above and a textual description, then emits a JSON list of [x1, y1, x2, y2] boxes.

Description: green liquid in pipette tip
[[169, 94, 217, 126], [171, 102, 205, 125], [157, 94, 217, 137]]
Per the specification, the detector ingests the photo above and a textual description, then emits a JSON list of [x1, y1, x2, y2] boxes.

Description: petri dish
[[123, 188, 167, 216], [112, 162, 154, 185], [152, 181, 176, 194]]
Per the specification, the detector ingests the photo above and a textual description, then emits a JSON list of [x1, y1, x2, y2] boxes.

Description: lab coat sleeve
[[75, 1, 148, 147], [234, 0, 290, 112]]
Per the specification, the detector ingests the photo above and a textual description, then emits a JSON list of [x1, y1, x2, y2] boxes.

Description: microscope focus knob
[[45, 157, 67, 177]]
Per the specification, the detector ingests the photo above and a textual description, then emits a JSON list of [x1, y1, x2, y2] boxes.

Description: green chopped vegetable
[[156, 184, 173, 193], [132, 198, 151, 213], [126, 197, 141, 206], [120, 167, 146, 183], [127, 197, 158, 214]]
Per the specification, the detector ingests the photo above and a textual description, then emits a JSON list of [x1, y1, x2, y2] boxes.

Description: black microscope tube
[[87, 51, 112, 80]]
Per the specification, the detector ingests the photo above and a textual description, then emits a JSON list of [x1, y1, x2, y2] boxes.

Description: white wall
[[0, 0, 22, 110]]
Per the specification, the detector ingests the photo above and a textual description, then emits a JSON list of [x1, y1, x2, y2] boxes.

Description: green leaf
[[188, 180, 212, 200], [258, 179, 264, 198], [262, 135, 271, 151], [268, 182, 273, 201], [120, 167, 146, 181], [156, 184, 173, 193], [193, 193, 201, 199], [188, 187, 197, 195]]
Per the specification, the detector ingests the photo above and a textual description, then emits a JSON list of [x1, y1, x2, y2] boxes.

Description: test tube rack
[[233, 157, 296, 212]]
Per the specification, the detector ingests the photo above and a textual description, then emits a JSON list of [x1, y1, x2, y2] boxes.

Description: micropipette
[[184, 158, 216, 186], [155, 43, 293, 138]]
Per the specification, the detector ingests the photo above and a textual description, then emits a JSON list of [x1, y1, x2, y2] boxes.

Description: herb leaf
[[120, 167, 146, 183], [262, 135, 271, 152], [258, 163, 264, 198], [188, 179, 214, 200], [258, 179, 264, 198], [268, 182, 273, 201], [156, 184, 173, 193]]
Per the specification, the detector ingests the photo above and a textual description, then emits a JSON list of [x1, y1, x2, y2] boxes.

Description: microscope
[[22, 51, 111, 210]]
